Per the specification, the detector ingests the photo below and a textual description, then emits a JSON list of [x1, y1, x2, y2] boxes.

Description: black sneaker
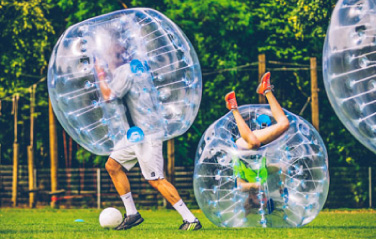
[[115, 212, 144, 230], [179, 219, 202, 231]]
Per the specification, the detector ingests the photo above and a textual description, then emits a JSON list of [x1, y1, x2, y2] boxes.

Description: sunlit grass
[[0, 208, 375, 239]]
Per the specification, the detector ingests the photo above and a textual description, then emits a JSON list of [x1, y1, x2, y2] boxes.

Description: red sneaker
[[225, 91, 238, 110], [256, 72, 273, 95]]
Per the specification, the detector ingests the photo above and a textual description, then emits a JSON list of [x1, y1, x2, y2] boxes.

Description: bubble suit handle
[[323, 0, 376, 154], [47, 8, 202, 155], [193, 105, 329, 228]]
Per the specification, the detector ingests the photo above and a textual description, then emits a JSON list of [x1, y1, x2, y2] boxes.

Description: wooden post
[[49, 98, 59, 208], [28, 85, 36, 208], [97, 168, 101, 209], [258, 54, 266, 104], [310, 57, 319, 131], [12, 143, 19, 207], [369, 167, 373, 208], [165, 139, 175, 208], [11, 94, 19, 207], [167, 139, 175, 185]]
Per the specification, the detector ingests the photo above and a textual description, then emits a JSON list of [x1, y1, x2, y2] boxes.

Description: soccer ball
[[99, 207, 123, 228]]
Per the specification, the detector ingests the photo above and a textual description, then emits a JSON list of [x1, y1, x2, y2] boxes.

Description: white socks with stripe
[[120, 192, 138, 216], [173, 199, 196, 223]]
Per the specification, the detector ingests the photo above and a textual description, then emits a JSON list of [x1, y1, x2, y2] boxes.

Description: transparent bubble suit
[[323, 0, 376, 153], [47, 8, 202, 155], [193, 105, 329, 228]]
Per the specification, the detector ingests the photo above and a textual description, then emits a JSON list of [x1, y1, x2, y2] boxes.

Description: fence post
[[11, 94, 19, 207], [49, 98, 59, 208], [167, 139, 175, 185], [165, 139, 175, 208], [28, 85, 36, 208], [310, 57, 319, 131], [258, 54, 266, 104], [97, 168, 101, 209], [369, 167, 373, 208], [34, 168, 37, 191]]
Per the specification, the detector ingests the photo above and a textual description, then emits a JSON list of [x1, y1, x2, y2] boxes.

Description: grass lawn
[[0, 208, 375, 239]]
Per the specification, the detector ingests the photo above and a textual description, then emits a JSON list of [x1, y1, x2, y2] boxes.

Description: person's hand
[[94, 57, 106, 79], [93, 57, 112, 101]]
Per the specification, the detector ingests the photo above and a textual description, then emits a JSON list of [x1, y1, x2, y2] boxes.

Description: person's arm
[[94, 61, 112, 101]]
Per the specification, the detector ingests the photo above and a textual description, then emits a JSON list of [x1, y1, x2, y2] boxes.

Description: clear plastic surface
[[193, 105, 329, 228], [323, 0, 376, 153], [47, 8, 202, 155]]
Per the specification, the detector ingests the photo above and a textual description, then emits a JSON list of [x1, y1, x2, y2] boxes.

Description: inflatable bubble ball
[[47, 8, 202, 155], [193, 105, 329, 228], [323, 0, 376, 154]]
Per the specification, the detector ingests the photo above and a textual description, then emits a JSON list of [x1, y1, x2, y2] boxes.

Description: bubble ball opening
[[323, 0, 376, 154], [193, 105, 329, 228], [47, 8, 202, 155]]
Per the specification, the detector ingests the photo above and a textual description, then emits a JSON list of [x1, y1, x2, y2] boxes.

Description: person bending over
[[94, 42, 201, 231]]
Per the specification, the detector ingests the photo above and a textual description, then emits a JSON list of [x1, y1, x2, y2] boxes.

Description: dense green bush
[[0, 0, 374, 172]]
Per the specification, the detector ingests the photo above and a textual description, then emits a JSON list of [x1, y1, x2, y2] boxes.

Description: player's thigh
[[109, 145, 138, 171], [253, 124, 286, 145], [136, 141, 164, 180]]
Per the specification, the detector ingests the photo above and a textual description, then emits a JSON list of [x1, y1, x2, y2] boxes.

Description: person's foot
[[225, 91, 238, 110], [256, 72, 273, 95], [179, 218, 202, 231], [266, 198, 275, 214], [281, 187, 289, 203], [115, 212, 144, 230]]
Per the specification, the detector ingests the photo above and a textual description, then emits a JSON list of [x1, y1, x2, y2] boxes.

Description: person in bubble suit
[[94, 30, 201, 231], [225, 72, 290, 214]]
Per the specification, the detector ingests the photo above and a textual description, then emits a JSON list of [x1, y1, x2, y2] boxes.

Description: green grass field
[[0, 208, 375, 239]]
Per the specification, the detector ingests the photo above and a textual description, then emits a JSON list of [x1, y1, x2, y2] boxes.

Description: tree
[[1, 0, 373, 169], [0, 0, 55, 165]]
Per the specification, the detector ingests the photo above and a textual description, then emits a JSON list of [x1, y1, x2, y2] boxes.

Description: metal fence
[[0, 165, 374, 209]]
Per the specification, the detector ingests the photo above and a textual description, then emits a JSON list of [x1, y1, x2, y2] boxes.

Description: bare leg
[[252, 91, 289, 145], [149, 178, 197, 223], [231, 91, 289, 149], [232, 109, 261, 149], [148, 178, 181, 205], [106, 158, 131, 195]]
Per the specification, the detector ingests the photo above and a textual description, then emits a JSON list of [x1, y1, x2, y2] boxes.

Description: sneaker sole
[[116, 218, 144, 230], [180, 223, 202, 231]]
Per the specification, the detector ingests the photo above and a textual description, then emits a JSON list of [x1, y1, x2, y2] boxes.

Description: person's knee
[[279, 118, 290, 132], [105, 158, 121, 175]]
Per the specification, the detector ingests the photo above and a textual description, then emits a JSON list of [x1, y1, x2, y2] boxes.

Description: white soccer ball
[[99, 207, 123, 229]]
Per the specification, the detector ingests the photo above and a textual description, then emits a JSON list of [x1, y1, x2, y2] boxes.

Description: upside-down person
[[225, 72, 290, 213]]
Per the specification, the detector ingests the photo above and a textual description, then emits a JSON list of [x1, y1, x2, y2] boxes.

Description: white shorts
[[109, 139, 165, 180]]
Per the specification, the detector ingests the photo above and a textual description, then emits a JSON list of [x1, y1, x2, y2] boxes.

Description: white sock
[[120, 192, 138, 216], [173, 199, 196, 223]]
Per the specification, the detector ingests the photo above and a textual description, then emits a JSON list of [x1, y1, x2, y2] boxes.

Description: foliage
[[0, 0, 375, 172], [54, 0, 125, 27], [0, 0, 54, 166]]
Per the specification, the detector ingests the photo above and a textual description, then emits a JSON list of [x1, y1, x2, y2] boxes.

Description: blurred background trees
[[0, 0, 374, 172]]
